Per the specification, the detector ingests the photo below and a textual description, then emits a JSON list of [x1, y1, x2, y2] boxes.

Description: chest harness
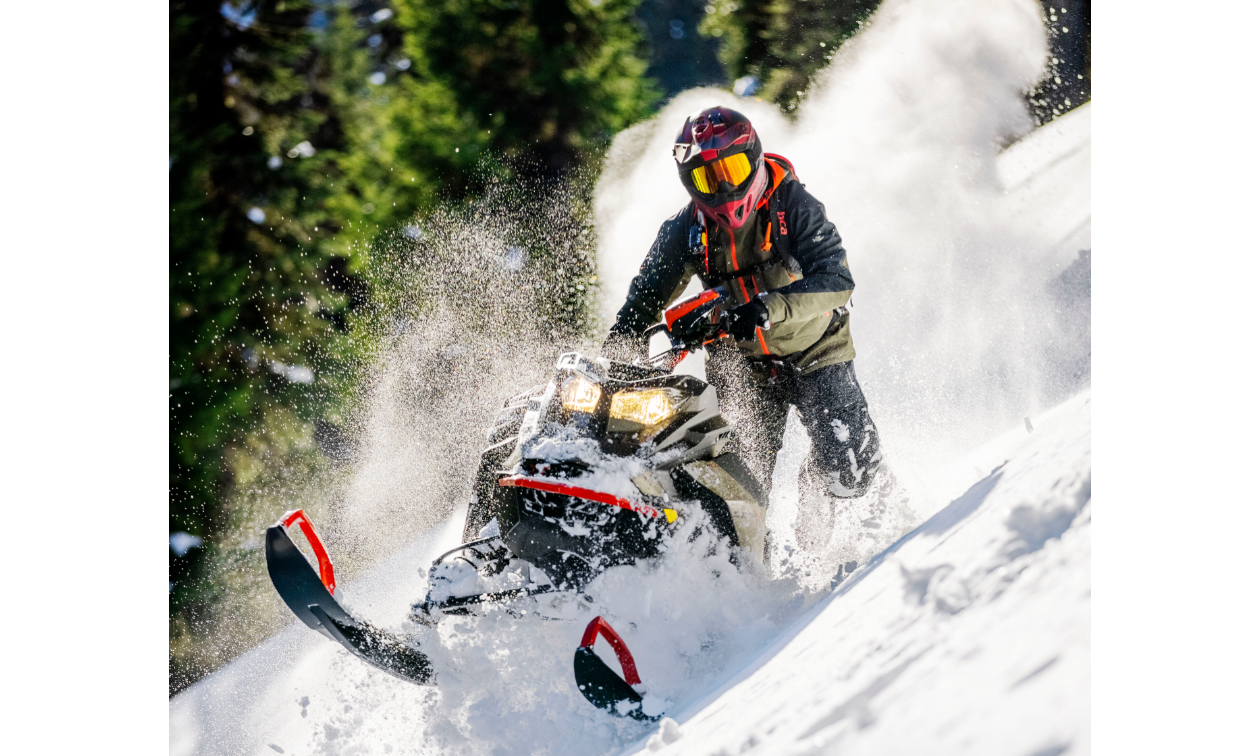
[[688, 154, 805, 355]]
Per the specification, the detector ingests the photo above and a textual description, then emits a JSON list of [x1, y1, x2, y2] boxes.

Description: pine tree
[[170, 0, 657, 693], [169, 0, 351, 690], [395, 0, 659, 176], [699, 0, 881, 111], [168, 0, 480, 692]]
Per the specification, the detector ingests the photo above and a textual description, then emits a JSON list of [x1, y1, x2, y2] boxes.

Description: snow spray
[[596, 0, 1081, 525], [325, 180, 602, 569]]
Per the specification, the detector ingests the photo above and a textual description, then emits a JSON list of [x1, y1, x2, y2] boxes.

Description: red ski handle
[[580, 616, 642, 686], [280, 509, 337, 595]]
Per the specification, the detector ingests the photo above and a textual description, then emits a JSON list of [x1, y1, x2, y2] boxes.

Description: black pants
[[705, 342, 884, 504]]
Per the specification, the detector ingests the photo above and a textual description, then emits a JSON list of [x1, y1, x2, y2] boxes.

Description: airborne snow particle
[[169, 532, 203, 556], [269, 361, 315, 384], [503, 246, 527, 271], [733, 76, 760, 97], [247, 207, 265, 224]]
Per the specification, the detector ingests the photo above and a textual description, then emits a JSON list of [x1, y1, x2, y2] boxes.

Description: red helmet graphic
[[673, 106, 767, 229]]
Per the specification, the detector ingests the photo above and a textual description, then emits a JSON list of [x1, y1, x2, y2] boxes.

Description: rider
[[603, 106, 888, 552]]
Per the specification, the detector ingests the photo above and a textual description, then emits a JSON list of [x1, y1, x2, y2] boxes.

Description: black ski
[[573, 616, 660, 721], [265, 514, 434, 685]]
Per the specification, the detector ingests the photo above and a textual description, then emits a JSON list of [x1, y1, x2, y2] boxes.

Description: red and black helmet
[[673, 106, 768, 229]]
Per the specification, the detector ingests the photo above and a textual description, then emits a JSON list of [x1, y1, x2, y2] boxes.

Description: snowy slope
[[622, 391, 1091, 756], [997, 103, 1091, 266], [169, 391, 1090, 756]]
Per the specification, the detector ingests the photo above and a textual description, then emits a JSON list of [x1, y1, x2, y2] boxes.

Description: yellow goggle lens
[[689, 152, 752, 195], [691, 165, 712, 194], [608, 388, 679, 427], [560, 375, 601, 413]]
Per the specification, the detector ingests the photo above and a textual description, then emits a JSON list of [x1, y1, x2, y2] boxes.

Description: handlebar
[[642, 287, 736, 371], [643, 320, 729, 372]]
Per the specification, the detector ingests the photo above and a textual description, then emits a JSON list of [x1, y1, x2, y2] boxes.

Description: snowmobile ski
[[573, 616, 660, 721], [265, 509, 434, 685]]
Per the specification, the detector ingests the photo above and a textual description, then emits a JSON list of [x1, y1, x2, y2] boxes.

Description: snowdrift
[[169, 390, 1090, 756], [624, 391, 1091, 756]]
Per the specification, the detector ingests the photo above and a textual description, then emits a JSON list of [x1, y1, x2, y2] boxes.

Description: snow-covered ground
[[624, 391, 1090, 756], [169, 389, 1089, 756]]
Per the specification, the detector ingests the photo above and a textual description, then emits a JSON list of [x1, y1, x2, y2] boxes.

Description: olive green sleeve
[[759, 183, 854, 326]]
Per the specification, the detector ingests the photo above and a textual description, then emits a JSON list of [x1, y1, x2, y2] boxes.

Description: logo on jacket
[[777, 211, 787, 236]]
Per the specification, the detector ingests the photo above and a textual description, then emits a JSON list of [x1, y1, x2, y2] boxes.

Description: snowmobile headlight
[[608, 388, 682, 427], [561, 374, 601, 414]]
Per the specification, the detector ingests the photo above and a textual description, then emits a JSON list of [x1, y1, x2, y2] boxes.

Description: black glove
[[670, 307, 719, 347], [722, 299, 771, 342]]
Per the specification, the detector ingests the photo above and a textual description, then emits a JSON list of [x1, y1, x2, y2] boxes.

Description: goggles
[[688, 152, 752, 195]]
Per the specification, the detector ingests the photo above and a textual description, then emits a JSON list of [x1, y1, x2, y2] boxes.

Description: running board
[[265, 510, 434, 685]]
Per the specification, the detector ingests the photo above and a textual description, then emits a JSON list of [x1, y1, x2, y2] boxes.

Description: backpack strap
[[761, 155, 804, 279]]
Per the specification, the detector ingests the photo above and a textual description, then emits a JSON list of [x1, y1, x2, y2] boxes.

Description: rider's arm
[[606, 209, 696, 348], [758, 182, 855, 326]]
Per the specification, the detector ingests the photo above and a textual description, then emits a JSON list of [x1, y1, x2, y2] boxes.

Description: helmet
[[673, 106, 768, 229]]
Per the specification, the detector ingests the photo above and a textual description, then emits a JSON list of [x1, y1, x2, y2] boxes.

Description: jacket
[[607, 154, 857, 374]]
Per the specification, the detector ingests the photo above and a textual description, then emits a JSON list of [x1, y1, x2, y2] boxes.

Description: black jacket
[[607, 155, 857, 373]]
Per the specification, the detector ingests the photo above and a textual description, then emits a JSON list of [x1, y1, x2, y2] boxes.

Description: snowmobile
[[265, 288, 765, 715]]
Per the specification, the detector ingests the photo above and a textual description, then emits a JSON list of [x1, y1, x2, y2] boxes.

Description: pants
[[705, 342, 885, 549]]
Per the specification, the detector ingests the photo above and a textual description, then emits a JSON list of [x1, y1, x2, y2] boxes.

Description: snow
[[170, 390, 1089, 756], [997, 102, 1091, 266], [169, 516, 463, 756], [521, 426, 651, 502], [617, 391, 1090, 756], [170, 531, 204, 557]]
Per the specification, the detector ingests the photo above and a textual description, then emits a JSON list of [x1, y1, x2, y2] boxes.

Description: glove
[[722, 299, 771, 342], [670, 306, 720, 346]]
